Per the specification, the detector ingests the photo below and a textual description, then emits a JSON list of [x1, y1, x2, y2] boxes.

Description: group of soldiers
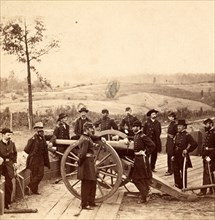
[[0, 106, 215, 210]]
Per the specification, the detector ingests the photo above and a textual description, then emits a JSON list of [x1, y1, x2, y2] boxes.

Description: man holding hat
[[120, 107, 140, 140], [0, 128, 17, 209], [165, 112, 177, 176], [172, 119, 198, 189], [143, 109, 162, 172], [49, 113, 70, 154], [72, 107, 91, 140], [131, 121, 155, 203], [24, 122, 50, 195], [197, 118, 215, 196], [94, 109, 118, 131]]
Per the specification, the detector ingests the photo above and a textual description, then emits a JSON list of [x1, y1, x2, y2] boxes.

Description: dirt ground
[[117, 191, 215, 220]]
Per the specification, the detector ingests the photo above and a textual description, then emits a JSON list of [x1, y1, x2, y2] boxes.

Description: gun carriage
[[51, 130, 198, 202]]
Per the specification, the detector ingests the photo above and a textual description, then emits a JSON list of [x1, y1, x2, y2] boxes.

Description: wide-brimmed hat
[[33, 122, 44, 129], [101, 109, 109, 114], [83, 122, 94, 129], [79, 107, 89, 113], [203, 118, 213, 124], [132, 120, 142, 127], [0, 127, 13, 134], [177, 119, 188, 126], [146, 109, 159, 117], [57, 113, 68, 121]]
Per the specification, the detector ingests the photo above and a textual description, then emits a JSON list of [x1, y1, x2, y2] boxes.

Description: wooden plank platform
[[1, 154, 208, 220]]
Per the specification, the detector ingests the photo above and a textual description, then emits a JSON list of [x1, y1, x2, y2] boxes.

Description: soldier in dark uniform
[[120, 107, 140, 140], [77, 122, 98, 209], [172, 119, 198, 189], [165, 112, 177, 176], [49, 113, 70, 154], [0, 128, 17, 209], [197, 118, 215, 196], [143, 109, 162, 172], [24, 122, 50, 195], [71, 107, 91, 140], [94, 109, 118, 131], [131, 121, 155, 203]]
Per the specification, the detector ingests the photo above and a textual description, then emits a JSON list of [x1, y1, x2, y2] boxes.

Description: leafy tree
[[0, 18, 59, 129]]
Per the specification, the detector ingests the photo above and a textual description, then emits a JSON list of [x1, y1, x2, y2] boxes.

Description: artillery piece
[[51, 130, 197, 202]]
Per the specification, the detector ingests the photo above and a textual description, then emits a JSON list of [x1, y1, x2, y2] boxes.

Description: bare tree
[[0, 18, 59, 129]]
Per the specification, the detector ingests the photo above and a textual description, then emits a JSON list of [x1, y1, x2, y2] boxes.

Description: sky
[[0, 0, 214, 85]]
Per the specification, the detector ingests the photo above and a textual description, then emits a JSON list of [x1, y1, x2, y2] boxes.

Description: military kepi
[[203, 118, 213, 124]]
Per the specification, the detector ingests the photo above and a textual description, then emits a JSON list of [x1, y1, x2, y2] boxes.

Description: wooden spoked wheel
[[60, 139, 123, 202]]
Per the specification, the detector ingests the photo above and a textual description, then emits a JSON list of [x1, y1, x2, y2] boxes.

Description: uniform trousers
[[81, 179, 96, 207], [150, 149, 157, 170], [28, 157, 44, 193], [200, 160, 215, 194], [3, 171, 13, 208]]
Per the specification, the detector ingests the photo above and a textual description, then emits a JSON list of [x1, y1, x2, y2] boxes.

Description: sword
[[206, 159, 215, 194], [182, 155, 187, 190]]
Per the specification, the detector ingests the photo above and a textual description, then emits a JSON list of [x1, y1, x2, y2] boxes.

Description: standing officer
[[120, 107, 140, 140], [165, 112, 177, 176], [0, 128, 17, 209], [49, 113, 70, 154], [77, 122, 98, 209], [131, 121, 155, 203], [197, 118, 215, 196], [172, 119, 198, 189], [71, 107, 91, 140], [94, 109, 118, 131], [24, 122, 50, 195], [143, 109, 162, 172]]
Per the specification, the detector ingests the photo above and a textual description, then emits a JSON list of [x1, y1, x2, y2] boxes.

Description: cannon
[[51, 130, 197, 202]]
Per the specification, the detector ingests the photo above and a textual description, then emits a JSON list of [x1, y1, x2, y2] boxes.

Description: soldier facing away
[[197, 118, 215, 196], [0, 128, 17, 209], [24, 122, 50, 195], [131, 121, 156, 203]]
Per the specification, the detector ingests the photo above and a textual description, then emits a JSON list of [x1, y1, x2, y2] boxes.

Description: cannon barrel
[[55, 139, 134, 150]]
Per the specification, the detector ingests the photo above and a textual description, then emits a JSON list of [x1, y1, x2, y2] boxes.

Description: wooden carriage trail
[[1, 154, 209, 220]]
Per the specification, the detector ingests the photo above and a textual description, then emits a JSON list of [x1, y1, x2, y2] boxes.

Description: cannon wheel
[[60, 140, 123, 202]]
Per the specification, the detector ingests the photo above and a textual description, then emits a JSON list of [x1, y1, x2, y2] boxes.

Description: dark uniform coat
[[74, 117, 91, 137], [120, 115, 139, 131], [24, 134, 50, 169], [173, 131, 198, 168], [77, 134, 96, 181], [132, 131, 156, 180], [202, 128, 215, 171], [143, 118, 162, 152], [166, 120, 178, 156], [94, 117, 118, 131], [0, 140, 17, 178]]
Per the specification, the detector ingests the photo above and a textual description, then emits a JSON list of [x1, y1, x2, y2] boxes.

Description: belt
[[86, 153, 94, 157], [167, 134, 174, 138], [134, 150, 146, 156], [204, 147, 215, 151], [4, 158, 10, 162]]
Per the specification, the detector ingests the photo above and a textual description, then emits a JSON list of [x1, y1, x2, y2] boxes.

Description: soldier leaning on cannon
[[77, 122, 103, 210], [172, 119, 198, 189], [24, 122, 50, 195], [131, 120, 156, 203], [0, 128, 17, 210], [197, 118, 215, 196], [49, 113, 70, 154], [143, 109, 162, 173], [71, 107, 92, 140]]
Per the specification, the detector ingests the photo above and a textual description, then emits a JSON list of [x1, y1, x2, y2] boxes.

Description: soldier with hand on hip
[[197, 118, 215, 196], [24, 122, 50, 195], [0, 128, 17, 209], [131, 121, 155, 203]]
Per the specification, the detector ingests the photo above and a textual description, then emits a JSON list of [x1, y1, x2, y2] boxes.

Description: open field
[[0, 82, 214, 114]]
